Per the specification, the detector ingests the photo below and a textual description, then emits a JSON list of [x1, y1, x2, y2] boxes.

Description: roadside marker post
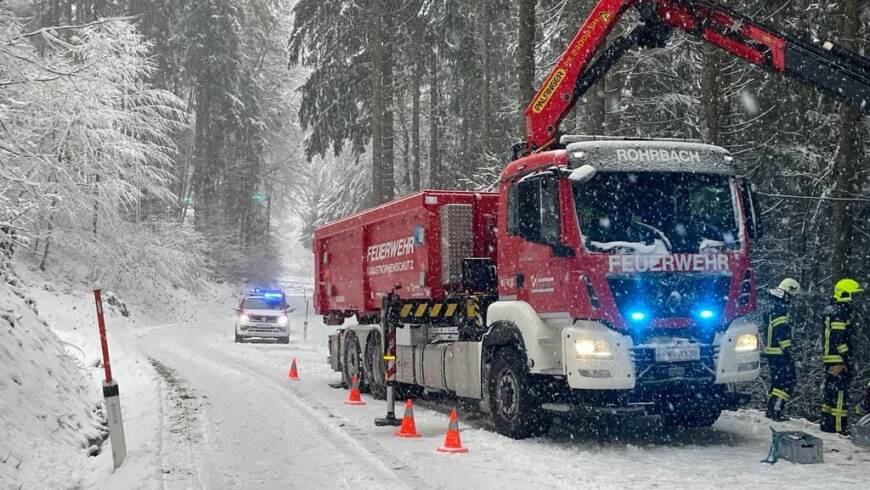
[[94, 289, 127, 469], [303, 295, 310, 342]]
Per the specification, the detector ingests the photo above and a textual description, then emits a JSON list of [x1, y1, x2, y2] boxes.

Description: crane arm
[[521, 0, 870, 155]]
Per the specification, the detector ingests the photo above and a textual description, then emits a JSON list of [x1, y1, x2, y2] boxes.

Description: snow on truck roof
[[566, 139, 737, 175]]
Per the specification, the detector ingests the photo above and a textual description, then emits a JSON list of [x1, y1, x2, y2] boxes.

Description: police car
[[234, 289, 292, 344]]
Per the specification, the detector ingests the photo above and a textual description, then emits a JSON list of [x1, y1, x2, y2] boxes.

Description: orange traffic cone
[[395, 399, 421, 438], [345, 375, 366, 405], [288, 357, 300, 381], [437, 408, 469, 453]]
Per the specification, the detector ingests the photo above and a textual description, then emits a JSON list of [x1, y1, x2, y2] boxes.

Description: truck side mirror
[[739, 179, 763, 239], [568, 165, 597, 183]]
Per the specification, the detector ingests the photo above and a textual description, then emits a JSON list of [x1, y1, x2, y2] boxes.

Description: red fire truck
[[314, 0, 869, 439]]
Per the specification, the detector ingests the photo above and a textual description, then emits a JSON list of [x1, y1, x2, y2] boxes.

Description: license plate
[[655, 344, 701, 363]]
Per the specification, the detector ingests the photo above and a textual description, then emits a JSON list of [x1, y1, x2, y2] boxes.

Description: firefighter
[[764, 278, 801, 421], [820, 278, 864, 434]]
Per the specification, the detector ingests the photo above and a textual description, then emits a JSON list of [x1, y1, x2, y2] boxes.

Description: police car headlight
[[574, 339, 613, 360], [277, 315, 288, 326], [239, 314, 250, 324], [735, 334, 758, 353]]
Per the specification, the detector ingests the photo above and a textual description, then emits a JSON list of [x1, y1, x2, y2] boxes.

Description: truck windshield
[[244, 297, 284, 310], [572, 172, 740, 254]]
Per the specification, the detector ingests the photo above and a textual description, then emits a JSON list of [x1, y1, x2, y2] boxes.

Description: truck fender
[[486, 301, 565, 375], [480, 321, 525, 414]]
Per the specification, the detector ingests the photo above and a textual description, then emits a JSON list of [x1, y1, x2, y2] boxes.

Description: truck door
[[503, 174, 571, 314]]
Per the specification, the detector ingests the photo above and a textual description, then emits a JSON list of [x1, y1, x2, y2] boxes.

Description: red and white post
[[94, 289, 126, 469]]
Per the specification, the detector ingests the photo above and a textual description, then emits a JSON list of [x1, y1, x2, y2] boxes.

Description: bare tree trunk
[[517, 0, 536, 138], [412, 57, 422, 191], [380, 1, 395, 202], [428, 44, 441, 189], [39, 198, 57, 272], [830, 0, 861, 281], [700, 44, 724, 145], [606, 67, 625, 134], [370, 1, 385, 203], [191, 84, 212, 232], [479, 1, 492, 158], [586, 79, 606, 134]]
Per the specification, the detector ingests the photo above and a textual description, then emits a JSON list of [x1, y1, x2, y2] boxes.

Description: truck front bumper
[[561, 319, 760, 390]]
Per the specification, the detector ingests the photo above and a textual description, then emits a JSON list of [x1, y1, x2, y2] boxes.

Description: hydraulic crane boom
[[522, 0, 870, 154]]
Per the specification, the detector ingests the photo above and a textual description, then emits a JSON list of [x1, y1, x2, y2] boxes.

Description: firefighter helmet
[[777, 278, 801, 296], [833, 278, 864, 303]]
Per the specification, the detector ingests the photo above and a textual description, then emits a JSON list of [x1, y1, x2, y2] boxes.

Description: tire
[[366, 331, 387, 400], [660, 390, 722, 429], [234, 332, 243, 343], [277, 336, 290, 344], [488, 347, 549, 439], [342, 332, 368, 393]]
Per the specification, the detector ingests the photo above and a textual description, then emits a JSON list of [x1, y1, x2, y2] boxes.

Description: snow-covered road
[[118, 296, 870, 489]]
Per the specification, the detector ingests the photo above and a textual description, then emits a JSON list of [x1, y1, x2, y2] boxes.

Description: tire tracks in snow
[[151, 359, 223, 490], [152, 341, 431, 489]]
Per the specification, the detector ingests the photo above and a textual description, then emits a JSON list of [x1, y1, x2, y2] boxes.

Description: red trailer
[[314, 191, 498, 323]]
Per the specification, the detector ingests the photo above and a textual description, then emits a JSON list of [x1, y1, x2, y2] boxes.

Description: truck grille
[[608, 273, 731, 323], [631, 345, 718, 384]]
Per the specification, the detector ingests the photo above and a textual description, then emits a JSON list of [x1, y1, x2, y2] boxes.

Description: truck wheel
[[367, 332, 387, 400], [661, 391, 722, 429], [234, 332, 243, 343], [277, 336, 290, 344], [488, 348, 548, 439], [342, 332, 368, 392]]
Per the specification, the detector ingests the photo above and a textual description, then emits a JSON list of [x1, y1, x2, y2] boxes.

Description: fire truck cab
[[485, 136, 761, 435]]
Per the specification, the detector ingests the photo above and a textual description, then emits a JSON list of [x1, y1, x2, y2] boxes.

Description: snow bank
[[0, 266, 105, 489]]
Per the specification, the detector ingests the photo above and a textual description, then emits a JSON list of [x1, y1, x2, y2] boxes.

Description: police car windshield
[[244, 297, 284, 310], [572, 172, 740, 254]]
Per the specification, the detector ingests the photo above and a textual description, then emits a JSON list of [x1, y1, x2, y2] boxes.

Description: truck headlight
[[574, 339, 613, 359], [239, 314, 249, 324], [278, 315, 288, 326], [735, 334, 758, 353]]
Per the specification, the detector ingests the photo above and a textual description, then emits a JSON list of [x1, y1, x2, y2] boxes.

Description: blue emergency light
[[248, 288, 284, 299], [628, 308, 650, 323], [695, 308, 718, 321]]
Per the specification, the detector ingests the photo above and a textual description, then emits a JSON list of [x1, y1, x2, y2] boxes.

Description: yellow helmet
[[777, 278, 801, 296], [833, 278, 864, 303]]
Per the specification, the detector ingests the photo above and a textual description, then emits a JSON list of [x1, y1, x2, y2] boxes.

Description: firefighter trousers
[[766, 355, 796, 419], [821, 369, 852, 434]]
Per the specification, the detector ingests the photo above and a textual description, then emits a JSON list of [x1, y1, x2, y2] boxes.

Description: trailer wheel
[[661, 390, 722, 429], [342, 332, 368, 392], [489, 348, 548, 439], [366, 332, 387, 400]]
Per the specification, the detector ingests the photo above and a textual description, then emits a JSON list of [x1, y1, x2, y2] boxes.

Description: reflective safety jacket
[[822, 301, 853, 366], [764, 292, 792, 356]]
